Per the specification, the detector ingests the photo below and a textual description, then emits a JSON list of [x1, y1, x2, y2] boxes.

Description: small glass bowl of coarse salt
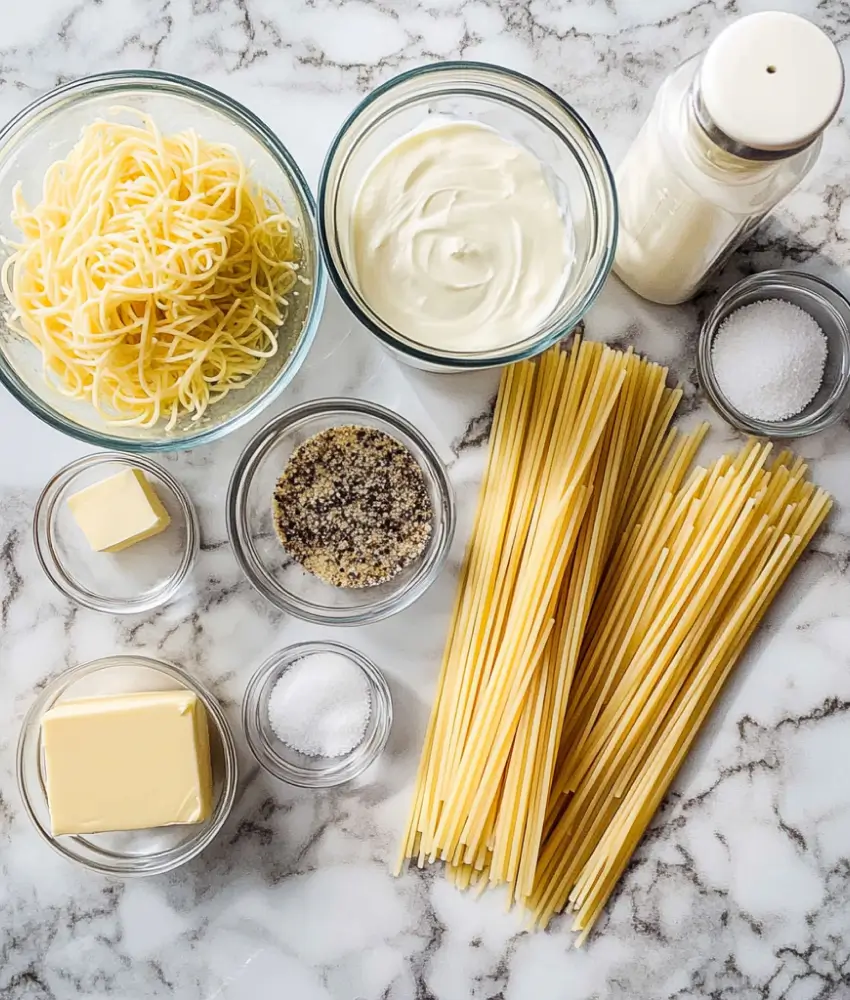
[[698, 270, 850, 438], [242, 641, 392, 788]]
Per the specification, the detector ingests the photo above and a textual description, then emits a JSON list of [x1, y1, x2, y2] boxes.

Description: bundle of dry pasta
[[396, 339, 831, 947], [534, 441, 831, 941], [397, 339, 690, 893]]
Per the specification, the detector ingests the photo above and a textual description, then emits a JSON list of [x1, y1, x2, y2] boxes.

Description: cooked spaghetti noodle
[[1, 112, 299, 428]]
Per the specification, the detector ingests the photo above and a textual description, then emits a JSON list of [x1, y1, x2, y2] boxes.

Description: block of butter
[[67, 468, 171, 553], [41, 689, 213, 836]]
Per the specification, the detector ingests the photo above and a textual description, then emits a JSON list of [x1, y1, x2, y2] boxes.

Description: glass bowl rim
[[33, 451, 200, 614], [697, 268, 850, 438], [317, 59, 618, 369], [0, 69, 327, 452], [16, 653, 239, 876], [242, 640, 393, 787], [226, 396, 456, 625]]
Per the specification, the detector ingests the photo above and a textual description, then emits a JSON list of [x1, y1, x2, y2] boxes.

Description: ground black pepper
[[272, 424, 433, 588]]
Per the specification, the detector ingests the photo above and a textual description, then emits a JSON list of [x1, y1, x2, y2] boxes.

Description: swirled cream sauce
[[350, 120, 571, 353]]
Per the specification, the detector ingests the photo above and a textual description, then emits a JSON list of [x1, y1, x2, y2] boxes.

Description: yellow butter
[[67, 468, 171, 552], [41, 689, 213, 836]]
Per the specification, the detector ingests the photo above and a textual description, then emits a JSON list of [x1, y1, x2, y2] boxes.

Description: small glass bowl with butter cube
[[17, 654, 237, 876], [34, 452, 198, 613]]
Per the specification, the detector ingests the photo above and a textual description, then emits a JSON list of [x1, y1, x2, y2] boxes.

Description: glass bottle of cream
[[614, 11, 844, 305]]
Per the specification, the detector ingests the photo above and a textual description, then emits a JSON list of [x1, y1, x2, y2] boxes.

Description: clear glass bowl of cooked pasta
[[0, 71, 326, 451]]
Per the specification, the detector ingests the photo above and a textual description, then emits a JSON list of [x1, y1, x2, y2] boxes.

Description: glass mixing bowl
[[318, 61, 617, 371], [226, 398, 456, 625], [17, 655, 238, 876], [0, 71, 326, 451]]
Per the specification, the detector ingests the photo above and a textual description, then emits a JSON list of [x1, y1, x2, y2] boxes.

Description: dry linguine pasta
[[397, 340, 832, 945], [1, 111, 299, 429]]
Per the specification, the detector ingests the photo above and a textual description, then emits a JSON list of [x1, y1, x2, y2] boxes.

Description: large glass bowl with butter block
[[17, 655, 237, 876], [34, 452, 199, 614], [318, 61, 617, 371], [0, 71, 326, 451], [227, 398, 456, 625]]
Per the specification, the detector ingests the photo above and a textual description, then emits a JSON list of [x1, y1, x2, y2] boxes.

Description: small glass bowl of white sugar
[[242, 641, 392, 788], [698, 270, 850, 438]]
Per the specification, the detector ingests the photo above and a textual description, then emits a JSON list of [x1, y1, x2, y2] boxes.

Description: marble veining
[[3, 1, 850, 998]]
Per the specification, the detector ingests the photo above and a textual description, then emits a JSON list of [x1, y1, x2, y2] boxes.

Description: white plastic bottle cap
[[700, 11, 844, 154]]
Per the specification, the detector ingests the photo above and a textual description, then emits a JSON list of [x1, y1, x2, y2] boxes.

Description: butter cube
[[41, 689, 213, 836], [67, 468, 171, 552]]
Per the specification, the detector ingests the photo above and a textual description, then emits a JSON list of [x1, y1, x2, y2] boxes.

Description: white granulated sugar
[[267, 652, 371, 757], [711, 299, 827, 422]]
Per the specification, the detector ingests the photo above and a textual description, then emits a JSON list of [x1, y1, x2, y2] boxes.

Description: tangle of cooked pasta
[[1, 111, 299, 429]]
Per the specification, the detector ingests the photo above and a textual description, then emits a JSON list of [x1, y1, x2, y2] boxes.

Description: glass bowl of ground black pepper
[[242, 641, 392, 787], [226, 398, 456, 625]]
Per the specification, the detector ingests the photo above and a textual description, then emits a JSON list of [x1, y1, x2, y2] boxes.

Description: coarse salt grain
[[267, 651, 371, 757], [711, 298, 827, 422]]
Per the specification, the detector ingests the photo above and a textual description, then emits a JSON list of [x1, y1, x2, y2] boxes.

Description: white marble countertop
[[3, 2, 850, 998]]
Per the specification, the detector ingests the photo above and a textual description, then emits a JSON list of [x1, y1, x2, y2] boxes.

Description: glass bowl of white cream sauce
[[318, 61, 617, 371]]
